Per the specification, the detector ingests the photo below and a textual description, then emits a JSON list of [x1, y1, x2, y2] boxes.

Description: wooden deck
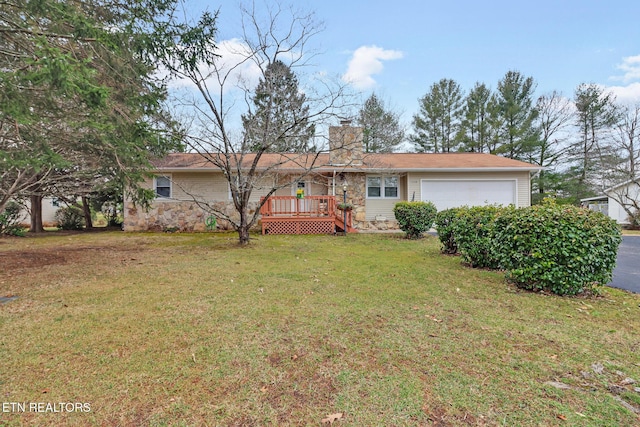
[[259, 196, 356, 235]]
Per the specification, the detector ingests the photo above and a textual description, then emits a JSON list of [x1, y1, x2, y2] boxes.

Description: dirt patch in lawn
[[1, 238, 145, 283], [1, 246, 109, 272], [0, 229, 137, 276]]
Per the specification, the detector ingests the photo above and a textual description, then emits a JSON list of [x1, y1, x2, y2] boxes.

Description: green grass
[[1, 232, 639, 426]]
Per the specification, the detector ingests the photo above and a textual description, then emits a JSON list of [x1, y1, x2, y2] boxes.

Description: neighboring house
[[587, 178, 640, 225], [16, 197, 60, 227], [124, 122, 541, 233], [580, 196, 609, 216]]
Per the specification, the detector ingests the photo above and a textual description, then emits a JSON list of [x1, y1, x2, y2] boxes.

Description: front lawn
[[1, 232, 639, 426]]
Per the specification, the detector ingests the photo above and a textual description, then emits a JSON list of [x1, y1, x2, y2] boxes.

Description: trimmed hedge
[[393, 201, 437, 239], [434, 207, 462, 254], [452, 205, 507, 269], [433, 202, 622, 296], [493, 202, 621, 295]]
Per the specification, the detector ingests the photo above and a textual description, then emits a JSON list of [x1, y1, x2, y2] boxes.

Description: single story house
[[583, 177, 640, 225], [580, 195, 609, 216], [124, 122, 541, 233]]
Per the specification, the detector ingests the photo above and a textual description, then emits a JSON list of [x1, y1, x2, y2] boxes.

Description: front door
[[291, 181, 309, 213]]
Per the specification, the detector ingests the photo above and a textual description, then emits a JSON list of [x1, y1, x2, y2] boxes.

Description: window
[[367, 177, 381, 197], [155, 175, 171, 198], [367, 175, 399, 199], [384, 177, 398, 197]]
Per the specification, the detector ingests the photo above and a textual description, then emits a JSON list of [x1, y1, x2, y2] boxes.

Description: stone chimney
[[328, 120, 363, 166]]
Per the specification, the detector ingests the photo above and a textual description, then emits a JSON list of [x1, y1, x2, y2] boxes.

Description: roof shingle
[[152, 152, 541, 172]]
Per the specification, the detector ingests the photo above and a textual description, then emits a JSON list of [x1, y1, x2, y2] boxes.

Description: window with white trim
[[367, 175, 399, 199], [155, 175, 171, 198]]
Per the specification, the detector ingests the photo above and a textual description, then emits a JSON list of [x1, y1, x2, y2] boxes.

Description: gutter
[[155, 166, 543, 173]]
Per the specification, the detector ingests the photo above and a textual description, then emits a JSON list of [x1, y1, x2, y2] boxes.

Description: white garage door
[[421, 180, 516, 210]]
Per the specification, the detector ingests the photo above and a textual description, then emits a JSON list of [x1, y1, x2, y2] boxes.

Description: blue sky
[[191, 0, 640, 125]]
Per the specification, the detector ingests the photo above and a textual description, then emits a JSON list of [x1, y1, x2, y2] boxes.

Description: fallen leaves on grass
[[321, 413, 343, 424], [545, 381, 571, 390]]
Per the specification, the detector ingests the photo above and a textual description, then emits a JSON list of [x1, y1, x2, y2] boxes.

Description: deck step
[[334, 217, 358, 233]]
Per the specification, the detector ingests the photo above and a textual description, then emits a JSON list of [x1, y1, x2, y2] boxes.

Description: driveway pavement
[[609, 235, 640, 294]]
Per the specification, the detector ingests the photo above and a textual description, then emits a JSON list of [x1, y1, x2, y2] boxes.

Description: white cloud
[[602, 82, 640, 105], [342, 45, 403, 90], [614, 55, 640, 83], [215, 38, 262, 87], [166, 38, 262, 92]]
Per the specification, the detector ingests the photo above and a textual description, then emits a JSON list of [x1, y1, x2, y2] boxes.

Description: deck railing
[[260, 195, 337, 217]]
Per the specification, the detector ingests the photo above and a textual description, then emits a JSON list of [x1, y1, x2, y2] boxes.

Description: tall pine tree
[[457, 82, 494, 153], [242, 60, 315, 152], [492, 71, 539, 159], [356, 93, 404, 153], [412, 79, 464, 153]]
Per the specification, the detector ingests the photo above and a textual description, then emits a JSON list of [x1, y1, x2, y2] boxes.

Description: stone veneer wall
[[124, 179, 398, 232], [123, 200, 261, 232], [340, 173, 400, 232], [328, 124, 363, 167]]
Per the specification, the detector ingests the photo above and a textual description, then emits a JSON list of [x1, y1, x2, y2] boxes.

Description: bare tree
[[570, 83, 619, 198], [151, 3, 349, 244], [603, 104, 640, 226], [529, 91, 575, 199], [612, 104, 640, 179]]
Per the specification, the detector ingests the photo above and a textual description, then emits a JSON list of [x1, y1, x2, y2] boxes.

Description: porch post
[[342, 183, 348, 235]]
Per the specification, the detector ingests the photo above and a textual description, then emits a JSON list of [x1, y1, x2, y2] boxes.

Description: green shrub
[[0, 202, 26, 236], [453, 205, 507, 269], [434, 208, 462, 254], [55, 206, 86, 230], [493, 202, 622, 296], [393, 201, 437, 239]]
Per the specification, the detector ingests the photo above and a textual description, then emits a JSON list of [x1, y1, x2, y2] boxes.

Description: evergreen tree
[[492, 71, 539, 160], [457, 82, 494, 153], [0, 0, 180, 222], [242, 60, 315, 152], [412, 79, 464, 153], [356, 93, 404, 153]]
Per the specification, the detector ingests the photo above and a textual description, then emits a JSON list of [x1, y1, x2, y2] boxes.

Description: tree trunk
[[238, 226, 250, 245], [29, 195, 44, 233], [237, 205, 251, 245], [237, 215, 250, 245], [82, 196, 93, 229]]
